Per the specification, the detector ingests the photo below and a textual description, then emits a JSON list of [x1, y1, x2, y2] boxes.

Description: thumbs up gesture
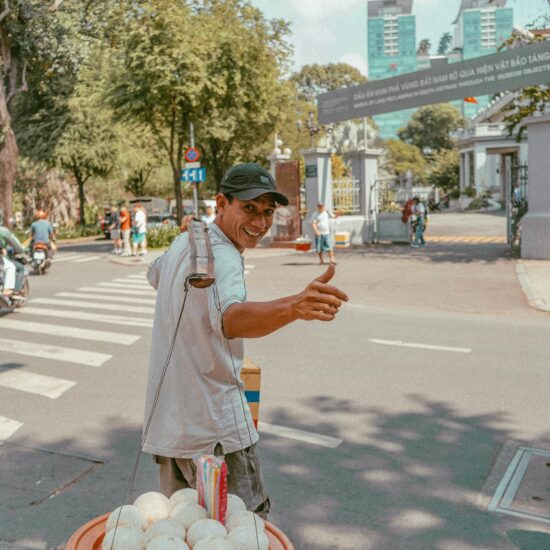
[[293, 264, 349, 321]]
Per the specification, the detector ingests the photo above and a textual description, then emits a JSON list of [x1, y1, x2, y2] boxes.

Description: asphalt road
[[1, 212, 549, 550]]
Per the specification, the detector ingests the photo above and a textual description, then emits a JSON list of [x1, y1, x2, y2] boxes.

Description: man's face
[[317, 204, 325, 212], [215, 194, 276, 252]]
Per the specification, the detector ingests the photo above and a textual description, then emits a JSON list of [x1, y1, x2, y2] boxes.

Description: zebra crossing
[[0, 271, 154, 442], [53, 253, 103, 263]]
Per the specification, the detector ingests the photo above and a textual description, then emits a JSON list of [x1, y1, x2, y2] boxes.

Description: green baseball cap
[[219, 163, 289, 206]]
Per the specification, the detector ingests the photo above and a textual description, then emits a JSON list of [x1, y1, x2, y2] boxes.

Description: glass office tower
[[367, 0, 417, 140]]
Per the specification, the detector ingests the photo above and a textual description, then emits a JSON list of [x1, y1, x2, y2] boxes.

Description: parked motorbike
[[0, 251, 31, 311], [31, 242, 52, 275]]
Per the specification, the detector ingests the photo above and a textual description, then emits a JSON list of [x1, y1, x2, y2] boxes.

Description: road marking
[[244, 264, 255, 270], [0, 369, 76, 399], [56, 292, 156, 306], [258, 422, 343, 448], [72, 256, 101, 263], [54, 254, 82, 262], [78, 286, 156, 297], [0, 318, 139, 345], [0, 416, 23, 441], [244, 271, 250, 275], [19, 307, 153, 328], [31, 298, 155, 315], [0, 338, 112, 367], [127, 275, 148, 280], [96, 282, 156, 293], [111, 278, 151, 286], [369, 339, 472, 354]]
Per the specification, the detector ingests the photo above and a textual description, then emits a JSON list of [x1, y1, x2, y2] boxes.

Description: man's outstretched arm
[[222, 264, 348, 339]]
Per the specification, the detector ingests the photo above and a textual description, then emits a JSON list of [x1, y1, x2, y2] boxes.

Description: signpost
[[317, 40, 550, 124], [181, 167, 206, 183], [183, 123, 202, 217]]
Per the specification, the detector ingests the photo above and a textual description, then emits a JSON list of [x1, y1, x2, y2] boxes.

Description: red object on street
[[66, 512, 295, 549], [463, 97, 478, 104]]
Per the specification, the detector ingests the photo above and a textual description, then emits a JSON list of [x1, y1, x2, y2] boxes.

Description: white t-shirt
[[413, 202, 426, 219], [143, 223, 258, 458], [134, 209, 147, 234], [201, 213, 216, 225], [310, 210, 331, 235]]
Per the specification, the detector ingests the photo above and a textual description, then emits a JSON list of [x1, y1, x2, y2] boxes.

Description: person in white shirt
[[200, 205, 216, 225], [132, 203, 148, 256], [310, 202, 337, 265], [411, 196, 427, 247]]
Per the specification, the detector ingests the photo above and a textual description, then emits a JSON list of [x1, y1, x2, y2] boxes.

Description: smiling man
[[143, 163, 348, 518]]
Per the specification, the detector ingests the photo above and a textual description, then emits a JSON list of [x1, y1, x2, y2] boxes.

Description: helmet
[[34, 210, 47, 220]]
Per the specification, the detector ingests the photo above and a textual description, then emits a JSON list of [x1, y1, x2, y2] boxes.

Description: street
[[1, 212, 550, 550]]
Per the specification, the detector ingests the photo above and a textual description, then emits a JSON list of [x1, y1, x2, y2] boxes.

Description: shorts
[[132, 232, 146, 244], [153, 443, 270, 517], [315, 233, 332, 253], [110, 229, 120, 240]]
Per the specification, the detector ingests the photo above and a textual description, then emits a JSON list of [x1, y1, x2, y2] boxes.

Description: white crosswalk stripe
[[0, 416, 22, 442], [0, 318, 139, 345], [0, 369, 76, 399], [96, 282, 156, 293], [56, 291, 156, 306], [19, 307, 153, 328], [111, 278, 151, 286], [0, 337, 112, 367], [127, 274, 147, 280], [77, 286, 155, 297], [53, 254, 82, 262], [72, 255, 101, 263], [31, 297, 155, 315]]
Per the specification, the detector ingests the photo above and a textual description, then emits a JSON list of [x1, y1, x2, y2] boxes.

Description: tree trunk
[[0, 85, 17, 227], [173, 168, 183, 225], [77, 177, 86, 225]]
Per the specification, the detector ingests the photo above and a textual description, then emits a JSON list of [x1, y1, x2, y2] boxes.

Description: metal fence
[[332, 177, 360, 215], [376, 174, 413, 213]]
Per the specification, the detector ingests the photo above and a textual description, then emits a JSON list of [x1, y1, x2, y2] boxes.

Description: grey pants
[[154, 443, 270, 518]]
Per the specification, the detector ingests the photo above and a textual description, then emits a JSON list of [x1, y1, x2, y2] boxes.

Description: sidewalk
[[516, 260, 550, 313]]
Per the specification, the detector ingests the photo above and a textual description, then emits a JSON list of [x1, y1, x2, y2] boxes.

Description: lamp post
[[297, 111, 320, 148]]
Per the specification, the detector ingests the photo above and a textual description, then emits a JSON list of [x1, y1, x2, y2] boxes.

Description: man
[[411, 196, 427, 247], [311, 202, 337, 265], [108, 206, 122, 254], [132, 203, 147, 256], [201, 205, 216, 225], [30, 210, 56, 258], [119, 205, 132, 256], [143, 163, 348, 517], [0, 209, 26, 299]]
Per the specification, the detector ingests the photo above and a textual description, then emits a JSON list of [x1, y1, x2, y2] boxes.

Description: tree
[[291, 62, 367, 104], [398, 104, 466, 152], [437, 32, 452, 55], [385, 139, 427, 182], [417, 39, 431, 56], [427, 149, 459, 191]]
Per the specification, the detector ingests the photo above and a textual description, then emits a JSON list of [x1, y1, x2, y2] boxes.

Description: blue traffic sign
[[180, 167, 206, 183]]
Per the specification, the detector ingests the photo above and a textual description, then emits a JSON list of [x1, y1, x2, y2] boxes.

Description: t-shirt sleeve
[[208, 245, 246, 338]]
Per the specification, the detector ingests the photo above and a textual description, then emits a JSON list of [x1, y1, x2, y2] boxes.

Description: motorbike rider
[[0, 209, 27, 298], [30, 210, 56, 258]]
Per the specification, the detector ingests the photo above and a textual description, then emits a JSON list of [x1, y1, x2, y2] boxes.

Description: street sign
[[184, 147, 201, 163], [185, 162, 201, 169], [180, 167, 206, 183]]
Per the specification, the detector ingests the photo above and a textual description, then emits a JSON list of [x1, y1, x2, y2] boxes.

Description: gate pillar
[[521, 113, 550, 259], [344, 149, 382, 218]]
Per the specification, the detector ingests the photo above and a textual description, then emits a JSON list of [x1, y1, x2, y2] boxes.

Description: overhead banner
[[318, 40, 550, 124]]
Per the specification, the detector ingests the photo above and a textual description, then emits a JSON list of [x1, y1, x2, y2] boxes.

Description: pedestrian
[[201, 205, 216, 225], [132, 202, 147, 256], [108, 206, 122, 254], [119, 205, 132, 257], [411, 196, 427, 247], [143, 162, 348, 517], [310, 202, 337, 265]]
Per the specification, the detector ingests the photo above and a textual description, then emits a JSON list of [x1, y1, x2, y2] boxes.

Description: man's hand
[[292, 264, 348, 321]]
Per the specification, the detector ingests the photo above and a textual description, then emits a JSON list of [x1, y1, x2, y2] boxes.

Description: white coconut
[[171, 502, 208, 529], [133, 492, 172, 528], [170, 488, 198, 508], [186, 519, 227, 548], [226, 525, 269, 550], [146, 535, 189, 550], [193, 536, 233, 550], [226, 494, 246, 516], [106, 505, 147, 532], [224, 511, 265, 533], [145, 519, 186, 542], [102, 526, 147, 550]]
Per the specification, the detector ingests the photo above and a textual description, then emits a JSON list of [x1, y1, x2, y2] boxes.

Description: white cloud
[[291, 0, 364, 21], [338, 52, 368, 76]]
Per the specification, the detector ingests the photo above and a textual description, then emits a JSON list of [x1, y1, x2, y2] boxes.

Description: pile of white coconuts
[[102, 489, 269, 550]]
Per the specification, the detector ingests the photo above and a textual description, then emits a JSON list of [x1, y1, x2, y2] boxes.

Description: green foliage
[[55, 224, 101, 240], [398, 104, 466, 152], [385, 139, 427, 181], [146, 225, 181, 249], [437, 32, 452, 55], [417, 39, 431, 56], [426, 149, 459, 191], [291, 63, 367, 104], [463, 186, 476, 198]]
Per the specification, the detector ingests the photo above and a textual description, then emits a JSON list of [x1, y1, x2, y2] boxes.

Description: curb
[[516, 262, 550, 312]]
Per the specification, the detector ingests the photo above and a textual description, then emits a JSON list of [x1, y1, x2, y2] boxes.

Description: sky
[[248, 0, 549, 75]]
